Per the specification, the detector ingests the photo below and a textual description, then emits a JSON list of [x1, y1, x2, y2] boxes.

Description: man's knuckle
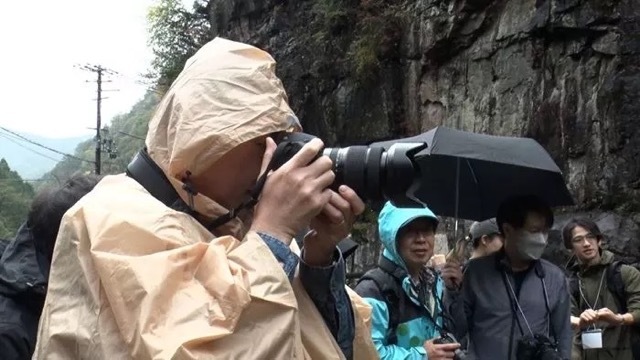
[[311, 198, 324, 209], [292, 173, 307, 186], [317, 155, 331, 167], [300, 185, 315, 198]]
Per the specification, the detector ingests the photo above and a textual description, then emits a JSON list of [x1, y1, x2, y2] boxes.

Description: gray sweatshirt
[[444, 251, 572, 359]]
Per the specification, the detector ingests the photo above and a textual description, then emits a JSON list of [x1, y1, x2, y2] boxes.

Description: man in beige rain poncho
[[32, 37, 378, 359]]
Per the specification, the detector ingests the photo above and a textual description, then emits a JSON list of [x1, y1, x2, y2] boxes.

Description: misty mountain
[[0, 129, 92, 179]]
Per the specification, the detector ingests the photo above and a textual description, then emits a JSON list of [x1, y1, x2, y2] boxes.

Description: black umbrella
[[371, 126, 574, 221]]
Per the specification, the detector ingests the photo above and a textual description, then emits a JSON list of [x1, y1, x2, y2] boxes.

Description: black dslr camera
[[516, 334, 563, 360], [269, 132, 427, 208], [433, 331, 467, 360]]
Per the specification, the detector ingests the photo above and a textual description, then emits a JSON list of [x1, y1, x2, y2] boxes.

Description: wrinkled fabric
[[32, 37, 378, 360], [261, 231, 357, 357], [0, 223, 47, 360], [259, 232, 300, 280], [261, 236, 358, 359], [355, 202, 442, 359]]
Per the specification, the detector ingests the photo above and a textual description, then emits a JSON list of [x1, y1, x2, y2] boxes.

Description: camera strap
[[126, 148, 203, 221], [503, 272, 535, 337], [501, 266, 554, 340], [126, 147, 270, 231], [206, 169, 270, 231], [406, 268, 457, 337], [207, 169, 270, 230], [206, 133, 291, 231]]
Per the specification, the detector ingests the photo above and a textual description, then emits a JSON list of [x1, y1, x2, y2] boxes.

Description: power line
[[0, 132, 62, 162], [87, 127, 145, 141], [0, 127, 94, 163], [0, 178, 49, 183], [115, 130, 145, 141]]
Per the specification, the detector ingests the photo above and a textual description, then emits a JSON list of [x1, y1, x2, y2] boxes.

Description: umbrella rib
[[455, 157, 460, 239], [465, 159, 482, 219]]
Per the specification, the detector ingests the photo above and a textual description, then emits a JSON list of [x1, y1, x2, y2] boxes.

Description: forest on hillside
[[0, 0, 194, 238], [0, 159, 34, 239], [40, 0, 206, 186]]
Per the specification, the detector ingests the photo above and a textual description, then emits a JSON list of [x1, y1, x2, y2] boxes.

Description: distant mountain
[[43, 92, 160, 186], [0, 130, 92, 180]]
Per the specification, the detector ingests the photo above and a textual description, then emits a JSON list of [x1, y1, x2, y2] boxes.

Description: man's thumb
[[259, 137, 277, 177]]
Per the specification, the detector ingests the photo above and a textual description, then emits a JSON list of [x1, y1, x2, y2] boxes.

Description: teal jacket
[[355, 202, 444, 359]]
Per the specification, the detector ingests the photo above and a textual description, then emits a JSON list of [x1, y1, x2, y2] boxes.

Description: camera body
[[516, 334, 563, 360], [433, 331, 467, 360], [269, 132, 427, 208]]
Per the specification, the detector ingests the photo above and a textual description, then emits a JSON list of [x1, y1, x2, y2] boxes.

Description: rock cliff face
[[208, 0, 640, 269]]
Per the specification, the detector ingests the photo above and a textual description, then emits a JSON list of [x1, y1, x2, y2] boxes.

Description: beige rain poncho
[[33, 37, 378, 359]]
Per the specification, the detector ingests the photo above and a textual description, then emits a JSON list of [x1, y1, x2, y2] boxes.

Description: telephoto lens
[[270, 132, 427, 207]]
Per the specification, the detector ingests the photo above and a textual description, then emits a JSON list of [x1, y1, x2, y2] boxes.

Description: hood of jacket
[[145, 37, 301, 237], [0, 222, 47, 301], [377, 201, 438, 271]]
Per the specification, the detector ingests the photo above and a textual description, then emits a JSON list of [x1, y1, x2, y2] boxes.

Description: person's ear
[[502, 223, 514, 239], [480, 235, 489, 247]]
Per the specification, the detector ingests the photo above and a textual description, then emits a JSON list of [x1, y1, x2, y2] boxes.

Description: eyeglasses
[[571, 233, 599, 244]]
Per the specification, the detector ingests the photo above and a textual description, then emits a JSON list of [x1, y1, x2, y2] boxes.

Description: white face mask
[[514, 230, 548, 260]]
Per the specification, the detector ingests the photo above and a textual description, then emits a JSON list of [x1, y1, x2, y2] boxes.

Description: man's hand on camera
[[424, 339, 460, 360], [251, 137, 335, 244], [303, 185, 365, 266]]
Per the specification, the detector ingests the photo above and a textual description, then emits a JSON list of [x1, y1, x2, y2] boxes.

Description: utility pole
[[96, 68, 102, 175], [76, 64, 118, 175]]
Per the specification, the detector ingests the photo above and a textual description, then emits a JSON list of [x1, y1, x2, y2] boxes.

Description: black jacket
[[0, 223, 48, 360]]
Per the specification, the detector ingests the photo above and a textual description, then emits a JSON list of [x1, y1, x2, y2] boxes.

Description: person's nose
[[415, 231, 428, 243]]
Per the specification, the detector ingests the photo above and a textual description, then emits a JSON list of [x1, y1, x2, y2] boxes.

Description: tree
[[40, 92, 161, 187], [0, 159, 34, 238], [146, 0, 212, 87]]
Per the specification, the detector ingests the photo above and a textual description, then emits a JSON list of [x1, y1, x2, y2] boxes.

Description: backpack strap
[[356, 267, 402, 345], [603, 261, 640, 358], [569, 273, 580, 304], [605, 261, 628, 313]]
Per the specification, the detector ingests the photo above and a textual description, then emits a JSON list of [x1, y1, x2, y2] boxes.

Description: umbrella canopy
[[371, 126, 574, 221]]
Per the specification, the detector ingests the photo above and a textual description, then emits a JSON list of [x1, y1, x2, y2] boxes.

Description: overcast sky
[[0, 0, 173, 139]]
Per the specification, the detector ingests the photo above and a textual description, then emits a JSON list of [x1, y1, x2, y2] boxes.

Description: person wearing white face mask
[[443, 195, 572, 360]]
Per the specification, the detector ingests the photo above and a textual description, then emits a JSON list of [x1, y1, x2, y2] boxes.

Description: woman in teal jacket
[[355, 202, 460, 359]]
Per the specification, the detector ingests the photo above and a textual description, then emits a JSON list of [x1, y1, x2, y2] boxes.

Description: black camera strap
[[500, 262, 557, 359], [126, 148, 361, 261], [501, 271, 528, 336], [126, 148, 196, 217], [126, 148, 268, 231], [206, 173, 266, 230], [207, 135, 294, 230]]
